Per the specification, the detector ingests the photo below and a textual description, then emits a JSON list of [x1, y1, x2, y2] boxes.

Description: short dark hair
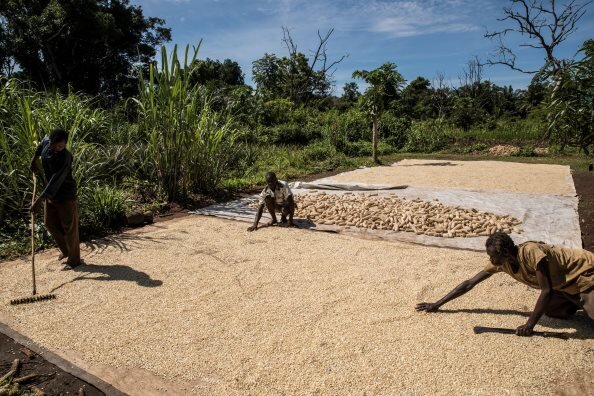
[[265, 171, 277, 182], [485, 232, 516, 258], [49, 128, 69, 144]]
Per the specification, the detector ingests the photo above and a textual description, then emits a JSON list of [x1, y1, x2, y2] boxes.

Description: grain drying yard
[[1, 160, 592, 395]]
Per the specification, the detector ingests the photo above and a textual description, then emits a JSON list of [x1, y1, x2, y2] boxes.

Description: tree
[[547, 40, 594, 153], [401, 76, 433, 119], [0, 0, 171, 100], [251, 27, 347, 106], [430, 72, 453, 119], [189, 58, 244, 87], [331, 82, 360, 111], [353, 62, 405, 162], [485, 0, 590, 75]]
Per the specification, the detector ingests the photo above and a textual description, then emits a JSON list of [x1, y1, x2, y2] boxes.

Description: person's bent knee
[[544, 305, 578, 319]]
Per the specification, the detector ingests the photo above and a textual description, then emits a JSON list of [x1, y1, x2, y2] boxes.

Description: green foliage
[[261, 99, 294, 125], [0, 78, 135, 258], [452, 96, 486, 131], [546, 39, 594, 154], [0, 0, 171, 99], [459, 143, 488, 154], [252, 51, 332, 105], [353, 62, 406, 161], [513, 145, 537, 157], [403, 119, 453, 153], [380, 111, 411, 149], [302, 140, 338, 161], [340, 141, 395, 157], [133, 44, 241, 198], [353, 62, 406, 118], [189, 58, 244, 86], [80, 184, 128, 233]]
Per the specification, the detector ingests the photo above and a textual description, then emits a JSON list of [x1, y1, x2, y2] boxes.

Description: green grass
[[222, 141, 593, 192]]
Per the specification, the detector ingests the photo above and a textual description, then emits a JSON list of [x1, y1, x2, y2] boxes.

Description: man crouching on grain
[[247, 172, 296, 232], [416, 232, 594, 336]]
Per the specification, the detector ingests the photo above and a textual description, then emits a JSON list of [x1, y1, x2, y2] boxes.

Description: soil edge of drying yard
[[0, 321, 118, 395], [573, 171, 594, 251]]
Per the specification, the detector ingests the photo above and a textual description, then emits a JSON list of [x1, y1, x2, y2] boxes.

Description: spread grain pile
[[295, 192, 522, 238]]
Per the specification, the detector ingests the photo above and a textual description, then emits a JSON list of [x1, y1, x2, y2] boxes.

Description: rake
[[10, 173, 57, 305]]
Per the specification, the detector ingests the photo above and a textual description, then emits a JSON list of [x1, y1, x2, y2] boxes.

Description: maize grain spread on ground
[[0, 160, 590, 395], [0, 216, 592, 395], [295, 192, 523, 237]]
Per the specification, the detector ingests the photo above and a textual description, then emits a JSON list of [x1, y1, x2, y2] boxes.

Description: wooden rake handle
[[473, 326, 569, 340], [31, 173, 37, 295]]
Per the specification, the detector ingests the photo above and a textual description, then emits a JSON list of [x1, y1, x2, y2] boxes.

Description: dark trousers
[[44, 199, 80, 266], [545, 288, 594, 320], [264, 196, 294, 220]]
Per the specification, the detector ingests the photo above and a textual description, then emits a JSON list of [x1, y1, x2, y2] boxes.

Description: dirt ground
[[0, 215, 592, 395], [0, 161, 592, 395], [0, 332, 103, 395], [574, 171, 594, 251]]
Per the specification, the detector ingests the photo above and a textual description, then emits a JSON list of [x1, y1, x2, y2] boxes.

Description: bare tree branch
[[484, 0, 591, 75]]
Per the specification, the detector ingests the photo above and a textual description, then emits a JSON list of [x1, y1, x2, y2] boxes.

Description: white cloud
[[253, 0, 485, 38]]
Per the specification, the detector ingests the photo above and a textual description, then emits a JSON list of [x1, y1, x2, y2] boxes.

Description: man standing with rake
[[29, 128, 82, 268]]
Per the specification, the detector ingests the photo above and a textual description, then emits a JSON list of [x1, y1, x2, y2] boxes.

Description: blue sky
[[134, 0, 594, 94]]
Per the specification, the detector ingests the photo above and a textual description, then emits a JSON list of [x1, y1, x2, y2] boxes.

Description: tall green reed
[[133, 44, 240, 199]]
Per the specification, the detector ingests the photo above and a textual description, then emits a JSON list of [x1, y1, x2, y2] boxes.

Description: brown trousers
[[44, 199, 80, 266], [545, 288, 594, 320]]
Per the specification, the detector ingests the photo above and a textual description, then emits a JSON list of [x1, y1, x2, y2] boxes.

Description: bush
[[260, 123, 309, 145], [403, 119, 453, 153], [340, 141, 395, 157], [380, 111, 411, 149], [80, 184, 128, 233], [302, 141, 337, 161], [461, 143, 488, 153], [513, 145, 537, 157]]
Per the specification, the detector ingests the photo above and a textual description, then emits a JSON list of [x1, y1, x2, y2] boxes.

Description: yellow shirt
[[483, 242, 594, 294]]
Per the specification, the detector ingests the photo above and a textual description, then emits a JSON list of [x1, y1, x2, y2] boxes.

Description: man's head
[[266, 171, 278, 190], [49, 128, 69, 152], [485, 232, 517, 266]]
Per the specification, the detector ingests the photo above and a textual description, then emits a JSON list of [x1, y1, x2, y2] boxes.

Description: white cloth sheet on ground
[[191, 183, 581, 251]]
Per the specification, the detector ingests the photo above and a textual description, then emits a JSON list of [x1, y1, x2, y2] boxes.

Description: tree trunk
[[372, 116, 378, 163]]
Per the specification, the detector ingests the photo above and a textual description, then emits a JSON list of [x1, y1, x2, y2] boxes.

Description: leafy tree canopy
[[0, 0, 171, 100]]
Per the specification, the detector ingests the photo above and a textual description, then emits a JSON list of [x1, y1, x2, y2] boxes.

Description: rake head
[[10, 294, 56, 305]]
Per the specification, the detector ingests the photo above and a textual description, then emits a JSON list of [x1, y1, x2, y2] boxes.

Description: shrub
[[513, 145, 537, 157], [380, 111, 411, 149], [80, 184, 128, 233], [403, 119, 453, 153], [302, 141, 337, 161]]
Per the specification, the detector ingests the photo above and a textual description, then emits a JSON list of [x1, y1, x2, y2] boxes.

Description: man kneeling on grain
[[416, 232, 594, 336], [247, 172, 296, 232]]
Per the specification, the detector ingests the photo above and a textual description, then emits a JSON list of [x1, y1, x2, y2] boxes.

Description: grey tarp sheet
[[191, 183, 581, 251]]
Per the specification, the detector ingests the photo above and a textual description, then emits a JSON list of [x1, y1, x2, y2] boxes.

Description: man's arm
[[247, 203, 265, 232], [416, 271, 492, 312], [516, 258, 553, 336]]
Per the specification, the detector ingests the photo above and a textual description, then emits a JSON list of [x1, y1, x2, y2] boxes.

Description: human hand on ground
[[515, 323, 534, 336], [415, 302, 439, 312]]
